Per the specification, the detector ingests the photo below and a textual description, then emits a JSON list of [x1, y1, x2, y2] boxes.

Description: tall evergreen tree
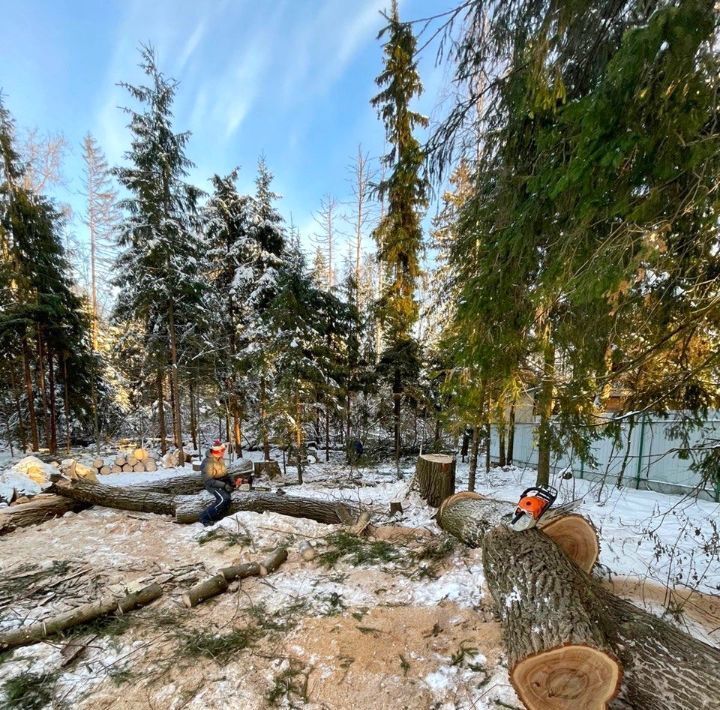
[[371, 1, 428, 474], [113, 45, 203, 461]]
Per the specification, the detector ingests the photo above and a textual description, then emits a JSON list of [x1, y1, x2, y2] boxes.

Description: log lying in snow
[[52, 479, 358, 526], [0, 583, 162, 651], [483, 525, 621, 709], [182, 547, 288, 608], [132, 472, 206, 495], [437, 492, 596, 571], [416, 454, 455, 507], [592, 583, 720, 710], [51, 479, 176, 515], [174, 492, 358, 525], [0, 495, 87, 535], [481, 523, 720, 709]]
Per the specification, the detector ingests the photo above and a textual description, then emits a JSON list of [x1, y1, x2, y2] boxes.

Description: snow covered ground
[[0, 449, 718, 708]]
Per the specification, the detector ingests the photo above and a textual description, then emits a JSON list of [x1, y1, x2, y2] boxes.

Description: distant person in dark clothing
[[199, 440, 232, 526], [353, 440, 364, 457]]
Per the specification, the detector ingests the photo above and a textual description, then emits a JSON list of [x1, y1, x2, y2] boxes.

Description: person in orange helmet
[[199, 440, 232, 526]]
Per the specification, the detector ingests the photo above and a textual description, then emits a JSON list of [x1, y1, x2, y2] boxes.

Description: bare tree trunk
[[22, 338, 39, 451], [157, 371, 167, 455], [507, 401, 515, 465], [47, 347, 58, 454], [62, 354, 71, 453], [167, 301, 183, 458], [393, 366, 401, 478], [498, 419, 506, 467], [468, 427, 479, 492], [189, 379, 198, 451], [260, 374, 270, 460], [295, 393, 304, 484], [36, 327, 51, 449], [536, 326, 555, 487], [325, 395, 330, 463], [10, 368, 27, 452]]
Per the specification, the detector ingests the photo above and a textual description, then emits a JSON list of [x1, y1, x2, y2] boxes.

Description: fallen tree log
[[174, 492, 358, 525], [183, 547, 288, 608], [482, 525, 720, 710], [593, 584, 720, 710], [437, 492, 596, 571], [0, 495, 87, 535], [483, 525, 620, 709], [416, 454, 455, 507], [0, 583, 162, 651], [52, 479, 176, 515], [52, 479, 359, 526]]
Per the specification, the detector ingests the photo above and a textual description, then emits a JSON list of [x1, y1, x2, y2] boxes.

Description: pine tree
[[371, 1, 428, 474], [113, 45, 204, 461]]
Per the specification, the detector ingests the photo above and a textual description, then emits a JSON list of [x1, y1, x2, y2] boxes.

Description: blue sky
[[0, 0, 456, 263]]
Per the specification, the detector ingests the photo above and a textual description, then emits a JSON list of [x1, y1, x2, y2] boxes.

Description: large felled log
[[0, 495, 87, 535], [52, 479, 358, 526], [174, 492, 357, 525], [482, 525, 720, 710], [131, 472, 206, 495], [182, 547, 288, 608], [0, 583, 162, 651], [483, 525, 621, 709], [52, 479, 176, 515], [416, 454, 455, 507], [437, 492, 596, 571], [593, 584, 720, 710]]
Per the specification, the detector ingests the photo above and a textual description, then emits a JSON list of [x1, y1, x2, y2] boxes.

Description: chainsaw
[[228, 469, 253, 490], [508, 485, 558, 531]]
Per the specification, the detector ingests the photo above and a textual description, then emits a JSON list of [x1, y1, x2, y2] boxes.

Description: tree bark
[[51, 479, 357, 526], [175, 492, 356, 525], [0, 583, 162, 651], [260, 374, 270, 461], [393, 366, 401, 478], [415, 454, 455, 507], [506, 401, 515, 465], [157, 371, 167, 455], [167, 301, 183, 458], [10, 367, 27, 452], [52, 479, 176, 515], [436, 492, 594, 571], [36, 327, 51, 450], [47, 346, 58, 454], [468, 428, 479, 492], [536, 327, 555, 487], [483, 525, 720, 710], [22, 337, 39, 451], [483, 525, 621, 710], [0, 495, 87, 535], [63, 353, 71, 453], [182, 547, 287, 608], [189, 378, 198, 451]]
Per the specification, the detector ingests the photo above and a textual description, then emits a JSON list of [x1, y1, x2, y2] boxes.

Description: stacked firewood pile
[[61, 449, 158, 479]]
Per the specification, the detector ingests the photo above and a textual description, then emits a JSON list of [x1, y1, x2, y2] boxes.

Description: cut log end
[[512, 644, 621, 710], [540, 514, 599, 573]]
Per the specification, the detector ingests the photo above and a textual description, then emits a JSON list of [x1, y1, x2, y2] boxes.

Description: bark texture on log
[[437, 492, 596, 571], [0, 583, 162, 651], [132, 473, 206, 495], [174, 492, 357, 525], [481, 524, 720, 710], [183, 547, 288, 607], [416, 454, 455, 507], [594, 585, 720, 710], [52, 480, 176, 515], [0, 495, 87, 535], [483, 525, 621, 710]]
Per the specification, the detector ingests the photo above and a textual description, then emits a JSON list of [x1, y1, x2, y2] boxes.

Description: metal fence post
[[634, 415, 646, 490]]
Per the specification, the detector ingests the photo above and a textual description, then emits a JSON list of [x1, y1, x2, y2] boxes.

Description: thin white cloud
[[177, 20, 207, 72]]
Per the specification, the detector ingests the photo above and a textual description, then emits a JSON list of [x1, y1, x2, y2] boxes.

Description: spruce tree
[[371, 1, 428, 475], [113, 45, 203, 461]]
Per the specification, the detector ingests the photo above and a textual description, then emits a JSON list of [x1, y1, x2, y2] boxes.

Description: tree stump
[[254, 460, 281, 479], [483, 525, 621, 709], [415, 454, 455, 507]]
